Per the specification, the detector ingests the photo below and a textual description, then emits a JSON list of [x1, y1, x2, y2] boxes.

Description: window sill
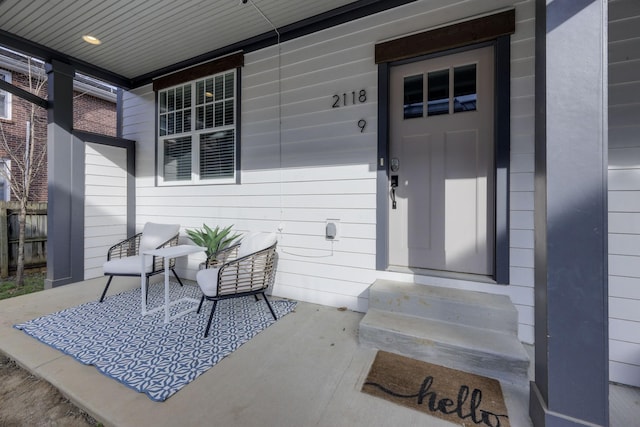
[[156, 178, 237, 187]]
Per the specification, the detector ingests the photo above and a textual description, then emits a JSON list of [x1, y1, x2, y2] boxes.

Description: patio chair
[[99, 222, 184, 302], [196, 232, 278, 338]]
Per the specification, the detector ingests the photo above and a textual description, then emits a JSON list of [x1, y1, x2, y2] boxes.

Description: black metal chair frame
[[99, 232, 184, 302], [197, 241, 278, 338]]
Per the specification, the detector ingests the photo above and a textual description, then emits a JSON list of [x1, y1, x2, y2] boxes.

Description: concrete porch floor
[[0, 277, 637, 427]]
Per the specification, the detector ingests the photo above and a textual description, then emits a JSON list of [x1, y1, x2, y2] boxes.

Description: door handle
[[390, 175, 398, 209]]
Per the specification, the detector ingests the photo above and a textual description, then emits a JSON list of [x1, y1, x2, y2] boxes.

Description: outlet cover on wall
[[325, 219, 340, 241]]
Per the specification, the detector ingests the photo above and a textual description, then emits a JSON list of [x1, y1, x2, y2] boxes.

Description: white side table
[[141, 245, 205, 323]]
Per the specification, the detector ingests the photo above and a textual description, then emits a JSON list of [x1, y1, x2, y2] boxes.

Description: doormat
[[362, 351, 510, 427]]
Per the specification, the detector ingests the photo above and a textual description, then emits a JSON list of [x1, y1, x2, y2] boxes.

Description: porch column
[[531, 1, 608, 426], [45, 60, 84, 288]]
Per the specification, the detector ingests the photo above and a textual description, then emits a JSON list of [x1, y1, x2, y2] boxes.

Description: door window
[[403, 74, 423, 119], [404, 63, 478, 119], [453, 64, 477, 113], [427, 69, 449, 116]]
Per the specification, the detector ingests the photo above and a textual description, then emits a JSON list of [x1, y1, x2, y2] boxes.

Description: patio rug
[[14, 281, 296, 402], [362, 351, 510, 427]]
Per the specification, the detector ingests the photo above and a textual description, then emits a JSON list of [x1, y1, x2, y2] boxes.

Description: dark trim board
[[235, 66, 242, 184], [0, 78, 48, 108], [375, 63, 390, 271], [375, 9, 516, 64], [152, 52, 244, 91], [494, 35, 511, 284]]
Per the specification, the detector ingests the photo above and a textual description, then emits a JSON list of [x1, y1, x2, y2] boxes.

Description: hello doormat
[[362, 351, 510, 427]]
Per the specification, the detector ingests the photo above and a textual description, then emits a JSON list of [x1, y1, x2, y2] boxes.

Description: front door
[[388, 46, 495, 275]]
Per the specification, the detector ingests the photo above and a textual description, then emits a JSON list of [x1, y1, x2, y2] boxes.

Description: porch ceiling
[[0, 0, 362, 87]]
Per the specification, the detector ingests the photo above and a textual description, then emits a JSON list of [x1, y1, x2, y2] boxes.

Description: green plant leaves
[[185, 224, 240, 258]]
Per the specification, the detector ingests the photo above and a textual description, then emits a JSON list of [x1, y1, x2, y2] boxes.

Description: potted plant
[[185, 224, 241, 260]]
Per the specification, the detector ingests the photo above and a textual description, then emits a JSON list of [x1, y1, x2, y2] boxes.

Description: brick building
[[0, 49, 116, 202]]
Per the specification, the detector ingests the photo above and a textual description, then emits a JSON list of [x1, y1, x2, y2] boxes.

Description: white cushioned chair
[[100, 222, 183, 302], [196, 232, 278, 337]]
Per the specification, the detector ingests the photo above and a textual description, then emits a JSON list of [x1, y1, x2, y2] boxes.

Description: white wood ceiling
[[0, 0, 359, 81]]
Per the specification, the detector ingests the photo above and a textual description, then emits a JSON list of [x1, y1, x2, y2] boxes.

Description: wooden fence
[[0, 201, 47, 278]]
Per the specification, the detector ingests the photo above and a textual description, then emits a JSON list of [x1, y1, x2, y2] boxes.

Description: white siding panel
[[609, 169, 640, 190], [608, 0, 640, 387], [84, 143, 128, 280], [511, 152, 535, 173], [511, 210, 535, 230], [510, 248, 534, 268], [609, 125, 640, 149], [609, 147, 640, 169], [511, 191, 534, 211], [123, 0, 538, 357], [609, 191, 640, 212], [510, 133, 535, 155], [610, 340, 640, 367], [610, 275, 640, 300], [510, 172, 534, 192], [609, 213, 640, 234], [511, 229, 534, 249], [609, 234, 640, 256], [610, 297, 640, 324], [610, 255, 640, 278], [510, 267, 534, 287], [610, 318, 640, 343], [609, 38, 640, 63], [610, 361, 640, 388]]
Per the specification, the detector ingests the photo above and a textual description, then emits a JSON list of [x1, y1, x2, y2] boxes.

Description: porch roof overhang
[[0, 0, 416, 89]]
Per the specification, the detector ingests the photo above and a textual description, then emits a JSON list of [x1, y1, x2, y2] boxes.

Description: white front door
[[388, 46, 495, 275]]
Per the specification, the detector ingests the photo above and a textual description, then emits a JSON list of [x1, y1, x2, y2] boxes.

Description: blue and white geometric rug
[[14, 281, 297, 401]]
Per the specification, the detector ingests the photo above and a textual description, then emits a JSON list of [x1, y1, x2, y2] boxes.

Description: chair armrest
[[107, 233, 142, 260]]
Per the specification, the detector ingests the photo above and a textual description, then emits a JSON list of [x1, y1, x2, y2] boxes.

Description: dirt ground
[[0, 355, 98, 427]]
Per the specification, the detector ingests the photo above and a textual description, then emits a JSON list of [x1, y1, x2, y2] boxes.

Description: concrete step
[[368, 279, 519, 335], [359, 308, 530, 386]]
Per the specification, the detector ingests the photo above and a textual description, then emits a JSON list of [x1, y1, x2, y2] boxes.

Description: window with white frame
[[157, 69, 237, 185], [0, 70, 12, 120]]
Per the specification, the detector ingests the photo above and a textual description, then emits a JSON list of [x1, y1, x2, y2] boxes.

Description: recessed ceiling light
[[82, 35, 101, 45]]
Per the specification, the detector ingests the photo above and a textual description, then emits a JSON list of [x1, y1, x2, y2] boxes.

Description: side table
[[141, 245, 205, 323]]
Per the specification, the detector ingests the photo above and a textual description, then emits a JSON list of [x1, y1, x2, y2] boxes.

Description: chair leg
[[145, 277, 150, 304], [261, 292, 277, 321], [171, 269, 184, 287], [197, 295, 205, 313], [254, 294, 260, 302], [204, 300, 218, 338], [99, 276, 114, 302]]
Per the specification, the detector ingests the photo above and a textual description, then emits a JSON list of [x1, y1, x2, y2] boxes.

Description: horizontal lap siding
[[508, 0, 536, 343], [84, 143, 128, 279], [123, 0, 536, 338], [608, 0, 640, 387]]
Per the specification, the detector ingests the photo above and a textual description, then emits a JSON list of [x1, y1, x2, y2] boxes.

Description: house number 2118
[[332, 89, 367, 108]]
